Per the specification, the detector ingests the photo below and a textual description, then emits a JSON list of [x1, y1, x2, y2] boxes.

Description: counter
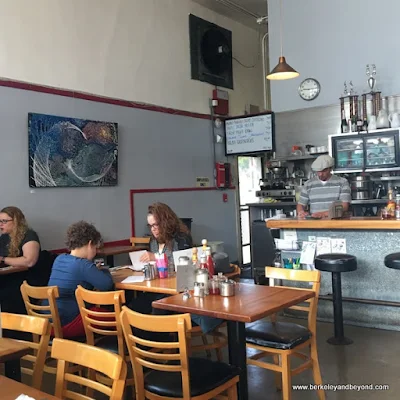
[[266, 217, 400, 332], [267, 217, 400, 230]]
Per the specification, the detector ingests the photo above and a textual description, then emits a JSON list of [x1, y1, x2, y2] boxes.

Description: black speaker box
[[189, 14, 233, 89]]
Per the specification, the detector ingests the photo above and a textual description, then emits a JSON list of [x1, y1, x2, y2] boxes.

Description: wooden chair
[[130, 236, 151, 247], [1, 312, 51, 390], [51, 338, 127, 400], [189, 324, 227, 361], [246, 267, 325, 400], [75, 285, 135, 391], [20, 280, 63, 338], [20, 280, 72, 377], [120, 306, 239, 400]]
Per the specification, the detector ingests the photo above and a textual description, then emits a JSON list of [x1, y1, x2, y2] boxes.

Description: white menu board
[[225, 113, 274, 155]]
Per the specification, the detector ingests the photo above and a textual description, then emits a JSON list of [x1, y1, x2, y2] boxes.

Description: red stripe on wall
[[129, 186, 235, 237], [51, 238, 131, 254], [0, 78, 211, 120]]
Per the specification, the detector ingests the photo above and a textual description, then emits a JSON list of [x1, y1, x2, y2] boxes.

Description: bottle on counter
[[351, 115, 357, 133], [356, 116, 363, 133], [396, 194, 400, 220], [341, 111, 349, 133], [387, 188, 396, 218], [362, 117, 368, 132]]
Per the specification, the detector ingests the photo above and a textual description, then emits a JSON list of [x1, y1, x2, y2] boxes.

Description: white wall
[[0, 0, 263, 116], [268, 0, 400, 112]]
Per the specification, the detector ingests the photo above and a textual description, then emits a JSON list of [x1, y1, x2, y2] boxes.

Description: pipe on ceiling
[[213, 0, 264, 20]]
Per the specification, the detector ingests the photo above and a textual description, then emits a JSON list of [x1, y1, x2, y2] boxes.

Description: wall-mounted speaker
[[189, 14, 233, 90]]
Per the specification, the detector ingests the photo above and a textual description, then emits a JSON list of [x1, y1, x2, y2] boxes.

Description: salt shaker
[[193, 282, 201, 297]]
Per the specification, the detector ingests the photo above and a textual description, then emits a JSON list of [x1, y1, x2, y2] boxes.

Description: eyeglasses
[[147, 223, 159, 230], [0, 219, 12, 224]]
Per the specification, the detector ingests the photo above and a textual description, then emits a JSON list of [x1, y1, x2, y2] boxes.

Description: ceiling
[[192, 0, 268, 29]]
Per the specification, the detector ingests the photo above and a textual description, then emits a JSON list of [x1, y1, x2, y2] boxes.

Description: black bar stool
[[315, 253, 357, 345], [384, 253, 400, 270]]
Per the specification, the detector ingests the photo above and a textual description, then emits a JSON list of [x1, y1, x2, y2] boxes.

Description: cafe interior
[[1, 0, 400, 399]]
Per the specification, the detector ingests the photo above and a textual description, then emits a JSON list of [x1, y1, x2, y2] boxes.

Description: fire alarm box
[[216, 162, 231, 188], [212, 89, 229, 115]]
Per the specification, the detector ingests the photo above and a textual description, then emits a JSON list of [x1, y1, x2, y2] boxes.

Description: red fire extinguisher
[[215, 162, 231, 188]]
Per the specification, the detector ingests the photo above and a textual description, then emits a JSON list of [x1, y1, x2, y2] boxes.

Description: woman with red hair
[[140, 202, 193, 264]]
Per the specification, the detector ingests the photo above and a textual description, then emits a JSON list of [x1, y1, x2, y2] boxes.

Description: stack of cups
[[156, 253, 168, 279]]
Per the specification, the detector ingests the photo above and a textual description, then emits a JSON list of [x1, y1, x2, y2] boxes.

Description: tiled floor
[[23, 316, 399, 399], [246, 318, 400, 399]]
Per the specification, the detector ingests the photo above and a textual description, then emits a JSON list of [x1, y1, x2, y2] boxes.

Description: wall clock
[[298, 78, 321, 101]]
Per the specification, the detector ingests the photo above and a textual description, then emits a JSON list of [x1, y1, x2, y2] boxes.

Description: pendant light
[[267, 0, 299, 80]]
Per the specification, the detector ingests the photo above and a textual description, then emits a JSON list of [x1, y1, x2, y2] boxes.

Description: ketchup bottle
[[205, 247, 215, 277]]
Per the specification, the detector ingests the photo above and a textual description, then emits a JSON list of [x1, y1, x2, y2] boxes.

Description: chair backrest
[[75, 285, 126, 356], [265, 267, 321, 335], [1, 312, 51, 389], [120, 306, 192, 399], [51, 338, 127, 400], [129, 236, 151, 247], [20, 280, 63, 338]]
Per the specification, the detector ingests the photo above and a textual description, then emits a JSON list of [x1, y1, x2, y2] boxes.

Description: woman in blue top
[[48, 221, 114, 338]]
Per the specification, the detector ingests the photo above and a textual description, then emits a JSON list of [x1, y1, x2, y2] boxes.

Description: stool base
[[327, 336, 353, 345]]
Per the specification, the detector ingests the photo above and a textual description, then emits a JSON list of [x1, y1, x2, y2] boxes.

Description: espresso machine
[[256, 163, 296, 201]]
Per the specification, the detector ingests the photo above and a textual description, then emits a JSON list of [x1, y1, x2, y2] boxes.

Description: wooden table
[[97, 245, 146, 266], [153, 283, 314, 400], [0, 338, 31, 382], [0, 266, 28, 276], [113, 265, 241, 295], [0, 375, 59, 399], [113, 269, 178, 294]]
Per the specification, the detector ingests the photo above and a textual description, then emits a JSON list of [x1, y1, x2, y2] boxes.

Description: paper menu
[[331, 238, 346, 254], [316, 237, 331, 256], [121, 275, 145, 284], [300, 242, 316, 265], [128, 251, 147, 271]]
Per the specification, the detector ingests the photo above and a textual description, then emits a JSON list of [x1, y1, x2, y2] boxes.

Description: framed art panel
[[28, 113, 118, 187]]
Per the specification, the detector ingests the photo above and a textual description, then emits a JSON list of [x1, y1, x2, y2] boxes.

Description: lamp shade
[[267, 56, 299, 80]]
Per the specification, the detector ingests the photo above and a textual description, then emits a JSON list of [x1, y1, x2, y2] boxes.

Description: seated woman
[[140, 202, 193, 264], [47, 221, 114, 338], [0, 206, 41, 314], [132, 202, 223, 333]]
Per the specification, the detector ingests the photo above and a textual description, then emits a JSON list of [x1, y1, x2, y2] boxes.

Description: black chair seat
[[315, 253, 357, 273], [145, 357, 239, 398], [384, 253, 400, 270], [95, 336, 119, 354], [245, 321, 311, 350]]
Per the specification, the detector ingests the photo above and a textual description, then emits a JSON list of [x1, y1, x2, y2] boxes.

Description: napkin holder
[[176, 264, 195, 292], [328, 201, 344, 219]]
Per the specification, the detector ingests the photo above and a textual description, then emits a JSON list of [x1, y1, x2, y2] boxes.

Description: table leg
[[106, 255, 114, 267], [5, 359, 22, 382], [227, 321, 248, 400]]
